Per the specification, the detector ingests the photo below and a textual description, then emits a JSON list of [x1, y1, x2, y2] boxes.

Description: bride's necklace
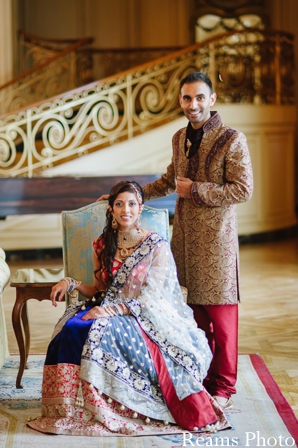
[[117, 228, 143, 261]]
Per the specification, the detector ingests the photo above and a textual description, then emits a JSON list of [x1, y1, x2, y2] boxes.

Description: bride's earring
[[135, 214, 141, 233], [112, 217, 118, 230]]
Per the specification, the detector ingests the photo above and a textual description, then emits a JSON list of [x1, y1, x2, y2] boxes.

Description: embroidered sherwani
[[142, 112, 253, 306]]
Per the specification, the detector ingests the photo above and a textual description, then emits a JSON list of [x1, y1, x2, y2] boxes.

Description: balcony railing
[[0, 31, 182, 116], [0, 29, 294, 178], [18, 30, 92, 72], [0, 36, 94, 115], [90, 46, 183, 80]]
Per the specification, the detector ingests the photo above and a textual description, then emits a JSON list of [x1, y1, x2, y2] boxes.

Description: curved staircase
[[0, 29, 296, 249]]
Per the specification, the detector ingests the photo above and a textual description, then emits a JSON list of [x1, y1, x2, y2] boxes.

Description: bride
[[28, 181, 229, 437]]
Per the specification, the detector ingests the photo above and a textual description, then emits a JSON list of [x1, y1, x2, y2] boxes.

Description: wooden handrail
[[18, 30, 89, 46], [90, 45, 183, 53]]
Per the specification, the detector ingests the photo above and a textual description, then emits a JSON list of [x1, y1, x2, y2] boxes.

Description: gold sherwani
[[142, 112, 253, 305]]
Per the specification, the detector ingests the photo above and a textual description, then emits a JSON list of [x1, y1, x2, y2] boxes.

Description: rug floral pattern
[[0, 355, 297, 448]]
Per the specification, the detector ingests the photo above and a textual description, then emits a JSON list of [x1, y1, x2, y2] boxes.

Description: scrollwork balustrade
[[0, 29, 294, 178], [0, 38, 94, 116]]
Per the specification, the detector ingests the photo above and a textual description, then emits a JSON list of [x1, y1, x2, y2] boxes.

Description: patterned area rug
[[0, 354, 297, 447]]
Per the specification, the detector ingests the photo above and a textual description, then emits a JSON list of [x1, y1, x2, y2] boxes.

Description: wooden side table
[[10, 268, 64, 389]]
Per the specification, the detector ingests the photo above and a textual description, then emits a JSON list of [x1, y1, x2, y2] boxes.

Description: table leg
[[21, 302, 30, 369], [12, 292, 26, 389]]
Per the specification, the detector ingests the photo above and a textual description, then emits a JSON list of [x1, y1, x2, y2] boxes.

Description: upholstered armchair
[[0, 248, 10, 367], [62, 202, 170, 305]]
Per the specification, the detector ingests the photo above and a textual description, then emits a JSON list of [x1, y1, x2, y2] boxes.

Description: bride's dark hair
[[95, 181, 144, 286]]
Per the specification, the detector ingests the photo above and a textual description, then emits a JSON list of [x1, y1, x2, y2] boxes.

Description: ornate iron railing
[[0, 31, 182, 116], [90, 46, 183, 80], [18, 31, 91, 73], [0, 29, 294, 178], [0, 37, 94, 115]]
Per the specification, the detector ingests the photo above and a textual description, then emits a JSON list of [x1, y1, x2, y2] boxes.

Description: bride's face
[[112, 191, 140, 231]]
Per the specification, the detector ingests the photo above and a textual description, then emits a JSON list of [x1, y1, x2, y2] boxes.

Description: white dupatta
[[102, 233, 212, 386]]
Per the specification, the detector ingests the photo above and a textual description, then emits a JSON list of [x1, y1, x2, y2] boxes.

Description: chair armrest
[[68, 289, 79, 306], [0, 247, 10, 367], [0, 248, 10, 294]]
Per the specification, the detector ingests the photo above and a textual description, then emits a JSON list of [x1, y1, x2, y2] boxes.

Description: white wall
[[269, 0, 298, 204]]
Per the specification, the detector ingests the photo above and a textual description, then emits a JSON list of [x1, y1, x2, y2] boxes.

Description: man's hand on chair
[[96, 194, 109, 202]]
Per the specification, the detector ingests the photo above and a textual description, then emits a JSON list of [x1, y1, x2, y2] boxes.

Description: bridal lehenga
[[28, 233, 229, 436]]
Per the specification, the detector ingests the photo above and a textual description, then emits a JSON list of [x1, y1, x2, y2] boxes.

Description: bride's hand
[[82, 305, 117, 320], [50, 280, 68, 307]]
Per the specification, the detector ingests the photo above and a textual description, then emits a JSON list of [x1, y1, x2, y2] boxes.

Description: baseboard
[[238, 225, 298, 245]]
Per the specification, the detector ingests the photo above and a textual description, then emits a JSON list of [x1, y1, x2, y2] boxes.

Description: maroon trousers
[[189, 304, 238, 398]]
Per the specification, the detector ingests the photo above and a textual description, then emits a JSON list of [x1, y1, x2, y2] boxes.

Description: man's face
[[179, 81, 217, 129]]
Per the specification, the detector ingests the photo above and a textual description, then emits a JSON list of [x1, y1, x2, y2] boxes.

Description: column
[[0, 0, 13, 85]]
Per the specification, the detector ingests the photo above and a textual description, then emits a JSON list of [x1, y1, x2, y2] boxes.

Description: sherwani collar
[[202, 111, 221, 132], [184, 111, 221, 158]]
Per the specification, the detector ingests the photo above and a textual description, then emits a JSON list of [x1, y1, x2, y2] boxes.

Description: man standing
[[142, 72, 253, 409]]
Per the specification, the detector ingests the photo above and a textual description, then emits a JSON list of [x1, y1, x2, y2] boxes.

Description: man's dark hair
[[180, 72, 213, 94]]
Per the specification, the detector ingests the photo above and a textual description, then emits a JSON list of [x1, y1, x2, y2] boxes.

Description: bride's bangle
[[112, 304, 123, 315], [62, 277, 81, 293], [111, 303, 130, 316]]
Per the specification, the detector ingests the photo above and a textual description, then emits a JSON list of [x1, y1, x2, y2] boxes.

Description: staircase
[[0, 28, 295, 178]]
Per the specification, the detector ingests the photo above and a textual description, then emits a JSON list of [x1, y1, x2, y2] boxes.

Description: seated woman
[[28, 181, 229, 437]]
